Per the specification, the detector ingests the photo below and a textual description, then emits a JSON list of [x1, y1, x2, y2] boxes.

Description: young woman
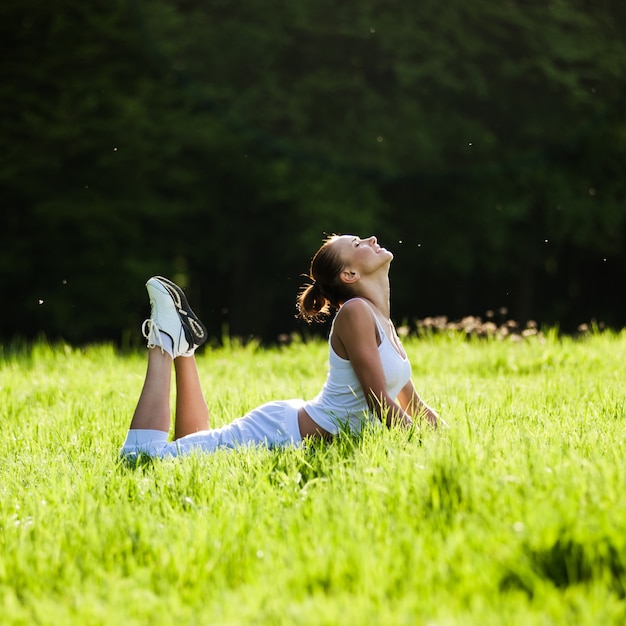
[[120, 234, 441, 459]]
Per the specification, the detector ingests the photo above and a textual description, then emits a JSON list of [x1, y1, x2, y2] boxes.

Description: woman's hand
[[398, 380, 446, 429], [418, 404, 448, 429]]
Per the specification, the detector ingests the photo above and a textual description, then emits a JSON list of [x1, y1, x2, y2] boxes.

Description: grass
[[1, 329, 625, 625]]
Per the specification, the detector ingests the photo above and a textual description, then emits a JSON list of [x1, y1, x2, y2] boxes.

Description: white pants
[[120, 399, 304, 459]]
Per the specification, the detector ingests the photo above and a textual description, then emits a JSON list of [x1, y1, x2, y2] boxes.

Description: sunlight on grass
[[1, 331, 625, 624]]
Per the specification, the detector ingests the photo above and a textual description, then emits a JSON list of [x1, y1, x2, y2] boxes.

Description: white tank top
[[303, 300, 412, 435]]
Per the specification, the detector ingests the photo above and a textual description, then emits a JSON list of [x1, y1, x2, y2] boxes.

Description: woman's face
[[331, 234, 394, 275]]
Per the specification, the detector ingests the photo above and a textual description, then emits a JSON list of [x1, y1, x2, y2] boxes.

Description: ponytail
[[296, 282, 331, 323], [295, 235, 353, 323]]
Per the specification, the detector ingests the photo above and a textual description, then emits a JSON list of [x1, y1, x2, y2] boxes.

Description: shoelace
[[141, 319, 165, 353]]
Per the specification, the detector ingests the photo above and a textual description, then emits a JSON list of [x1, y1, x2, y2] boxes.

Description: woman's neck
[[350, 275, 391, 318]]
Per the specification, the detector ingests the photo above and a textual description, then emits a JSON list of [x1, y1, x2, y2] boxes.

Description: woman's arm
[[332, 300, 413, 428], [397, 380, 444, 428]]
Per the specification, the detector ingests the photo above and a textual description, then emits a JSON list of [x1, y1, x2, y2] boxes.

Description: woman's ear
[[339, 269, 359, 284]]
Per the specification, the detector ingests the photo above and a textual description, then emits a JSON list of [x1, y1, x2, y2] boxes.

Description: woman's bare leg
[[126, 275, 209, 439], [173, 355, 210, 439], [128, 348, 173, 433]]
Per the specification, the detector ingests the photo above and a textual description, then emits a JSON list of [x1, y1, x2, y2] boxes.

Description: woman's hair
[[296, 234, 354, 323]]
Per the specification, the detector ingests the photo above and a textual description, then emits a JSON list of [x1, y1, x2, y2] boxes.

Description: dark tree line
[[1, 0, 625, 345]]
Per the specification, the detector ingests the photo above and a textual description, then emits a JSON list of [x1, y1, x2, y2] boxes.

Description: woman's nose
[[368, 236, 377, 244]]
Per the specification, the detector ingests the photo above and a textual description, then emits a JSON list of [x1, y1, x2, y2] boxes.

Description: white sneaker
[[142, 276, 208, 358]]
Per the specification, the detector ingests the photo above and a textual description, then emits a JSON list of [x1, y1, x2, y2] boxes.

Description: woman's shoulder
[[334, 298, 376, 328], [331, 298, 379, 356], [337, 297, 372, 315]]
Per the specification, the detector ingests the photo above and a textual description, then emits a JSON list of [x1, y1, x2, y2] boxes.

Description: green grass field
[[1, 329, 625, 625]]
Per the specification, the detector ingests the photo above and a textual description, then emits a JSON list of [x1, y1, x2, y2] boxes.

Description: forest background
[[1, 0, 625, 345]]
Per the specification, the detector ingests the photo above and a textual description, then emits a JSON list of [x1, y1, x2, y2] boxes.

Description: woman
[[120, 234, 441, 459]]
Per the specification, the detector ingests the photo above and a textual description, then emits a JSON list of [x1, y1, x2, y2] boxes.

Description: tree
[[1, 0, 624, 343]]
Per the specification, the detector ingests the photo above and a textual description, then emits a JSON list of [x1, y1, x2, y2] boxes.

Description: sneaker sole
[[151, 276, 208, 348]]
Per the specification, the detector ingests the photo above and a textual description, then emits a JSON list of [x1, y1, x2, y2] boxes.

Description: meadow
[[1, 328, 625, 625]]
